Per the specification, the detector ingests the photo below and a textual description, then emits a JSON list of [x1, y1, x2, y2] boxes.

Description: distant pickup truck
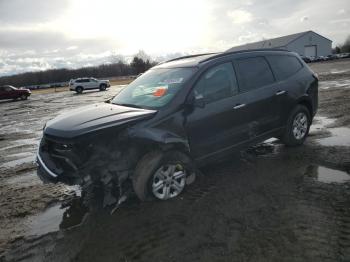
[[69, 78, 111, 94], [0, 85, 31, 100]]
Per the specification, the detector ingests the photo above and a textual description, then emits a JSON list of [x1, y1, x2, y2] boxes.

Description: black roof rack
[[158, 53, 218, 65], [199, 48, 289, 63]]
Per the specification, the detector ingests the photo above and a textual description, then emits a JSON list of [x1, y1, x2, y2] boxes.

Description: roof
[[227, 31, 332, 52], [154, 49, 290, 69], [155, 53, 218, 68]]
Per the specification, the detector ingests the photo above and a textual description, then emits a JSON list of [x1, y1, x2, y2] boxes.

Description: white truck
[[69, 78, 111, 94]]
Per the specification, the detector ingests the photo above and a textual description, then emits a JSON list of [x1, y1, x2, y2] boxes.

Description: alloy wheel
[[292, 112, 308, 140], [152, 164, 186, 200]]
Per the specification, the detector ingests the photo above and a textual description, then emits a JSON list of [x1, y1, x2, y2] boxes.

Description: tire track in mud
[[294, 175, 350, 261]]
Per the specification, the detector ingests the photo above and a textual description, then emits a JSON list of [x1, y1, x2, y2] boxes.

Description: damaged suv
[[37, 50, 318, 202]]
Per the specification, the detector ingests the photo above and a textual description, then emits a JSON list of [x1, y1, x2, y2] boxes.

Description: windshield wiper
[[113, 103, 144, 109]]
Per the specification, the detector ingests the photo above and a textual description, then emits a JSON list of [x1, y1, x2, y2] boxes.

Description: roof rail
[[199, 48, 289, 63], [158, 53, 218, 65]]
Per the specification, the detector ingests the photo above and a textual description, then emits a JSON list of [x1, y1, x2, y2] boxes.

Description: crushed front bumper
[[36, 152, 59, 183]]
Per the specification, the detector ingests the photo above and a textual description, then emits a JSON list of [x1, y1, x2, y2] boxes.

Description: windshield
[[112, 67, 195, 109]]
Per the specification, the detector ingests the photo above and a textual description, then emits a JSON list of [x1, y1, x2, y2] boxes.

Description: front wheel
[[99, 84, 107, 91], [20, 94, 28, 100], [281, 105, 311, 146], [132, 150, 193, 201], [75, 86, 83, 94]]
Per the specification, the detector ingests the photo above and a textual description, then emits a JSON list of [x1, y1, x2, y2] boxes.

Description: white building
[[227, 31, 332, 57]]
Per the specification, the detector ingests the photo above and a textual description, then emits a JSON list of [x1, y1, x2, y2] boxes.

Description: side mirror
[[194, 94, 205, 108], [186, 93, 205, 108], [105, 97, 114, 103]]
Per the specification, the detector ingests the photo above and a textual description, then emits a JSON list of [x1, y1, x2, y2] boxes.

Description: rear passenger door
[[233, 56, 282, 138], [84, 79, 94, 89], [266, 55, 304, 127], [186, 62, 251, 159]]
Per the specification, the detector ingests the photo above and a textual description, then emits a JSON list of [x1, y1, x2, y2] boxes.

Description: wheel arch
[[296, 96, 313, 120]]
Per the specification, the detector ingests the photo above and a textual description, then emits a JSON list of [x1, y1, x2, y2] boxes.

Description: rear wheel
[[281, 105, 311, 146], [132, 150, 193, 201], [76, 86, 83, 94]]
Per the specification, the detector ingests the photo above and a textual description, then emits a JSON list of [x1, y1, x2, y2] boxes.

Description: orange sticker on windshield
[[153, 87, 167, 97]]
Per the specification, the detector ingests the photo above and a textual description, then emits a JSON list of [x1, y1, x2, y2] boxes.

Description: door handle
[[275, 90, 286, 96], [233, 104, 246, 110]]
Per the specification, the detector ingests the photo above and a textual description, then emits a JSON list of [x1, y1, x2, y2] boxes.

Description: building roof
[[227, 30, 332, 52]]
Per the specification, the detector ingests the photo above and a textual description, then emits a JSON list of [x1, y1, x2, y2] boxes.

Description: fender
[[295, 94, 315, 117], [127, 127, 191, 153]]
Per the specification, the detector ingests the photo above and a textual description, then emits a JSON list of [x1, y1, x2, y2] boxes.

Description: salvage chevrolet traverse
[[37, 50, 318, 201]]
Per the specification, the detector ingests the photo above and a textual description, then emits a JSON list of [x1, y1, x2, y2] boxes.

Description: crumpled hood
[[45, 103, 157, 138]]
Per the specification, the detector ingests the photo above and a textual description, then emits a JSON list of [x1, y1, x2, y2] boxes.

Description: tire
[[20, 94, 28, 100], [76, 86, 83, 94], [281, 105, 311, 146], [132, 150, 193, 201], [99, 84, 107, 91]]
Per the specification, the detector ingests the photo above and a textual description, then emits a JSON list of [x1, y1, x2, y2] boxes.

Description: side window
[[235, 57, 275, 92], [267, 55, 303, 81], [194, 62, 238, 104]]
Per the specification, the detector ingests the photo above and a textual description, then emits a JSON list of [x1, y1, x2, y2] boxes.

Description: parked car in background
[[327, 54, 338, 60], [69, 77, 110, 94], [0, 85, 31, 100], [338, 53, 350, 59], [37, 50, 318, 202], [300, 55, 311, 63]]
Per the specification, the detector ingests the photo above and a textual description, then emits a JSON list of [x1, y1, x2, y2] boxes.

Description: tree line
[[333, 35, 350, 54], [0, 56, 157, 87]]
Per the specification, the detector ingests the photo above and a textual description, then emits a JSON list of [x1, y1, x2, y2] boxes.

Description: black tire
[[132, 150, 193, 201], [99, 84, 107, 91], [76, 86, 83, 94], [20, 94, 28, 100], [281, 105, 311, 147]]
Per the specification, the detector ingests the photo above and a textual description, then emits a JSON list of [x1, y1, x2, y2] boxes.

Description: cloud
[[300, 16, 309, 22], [66, 46, 78, 50], [0, 0, 69, 24], [227, 9, 253, 24], [0, 0, 349, 77]]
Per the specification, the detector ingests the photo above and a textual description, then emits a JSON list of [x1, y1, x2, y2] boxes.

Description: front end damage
[[37, 129, 140, 208]]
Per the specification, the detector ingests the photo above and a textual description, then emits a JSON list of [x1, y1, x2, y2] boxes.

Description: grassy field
[[31, 78, 133, 95]]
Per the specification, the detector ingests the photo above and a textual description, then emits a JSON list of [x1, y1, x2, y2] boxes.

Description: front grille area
[[39, 135, 92, 181]]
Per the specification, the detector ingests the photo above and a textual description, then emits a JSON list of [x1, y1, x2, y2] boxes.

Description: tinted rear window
[[235, 57, 275, 92], [267, 55, 303, 81]]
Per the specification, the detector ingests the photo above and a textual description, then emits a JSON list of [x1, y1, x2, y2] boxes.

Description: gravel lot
[[1, 59, 350, 262]]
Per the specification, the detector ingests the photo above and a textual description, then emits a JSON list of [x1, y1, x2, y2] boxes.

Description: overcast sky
[[0, 0, 349, 76]]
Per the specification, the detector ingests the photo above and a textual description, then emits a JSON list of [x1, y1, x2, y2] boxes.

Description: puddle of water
[[305, 165, 350, 184], [26, 198, 88, 236], [27, 204, 67, 236], [316, 127, 350, 147], [329, 69, 350, 74], [319, 79, 350, 90], [310, 116, 335, 132], [317, 166, 350, 184]]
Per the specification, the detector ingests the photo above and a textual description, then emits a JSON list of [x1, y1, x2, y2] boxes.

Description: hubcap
[[292, 112, 308, 140], [152, 164, 186, 200]]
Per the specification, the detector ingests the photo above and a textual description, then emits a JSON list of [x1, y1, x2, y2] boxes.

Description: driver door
[[185, 62, 251, 160]]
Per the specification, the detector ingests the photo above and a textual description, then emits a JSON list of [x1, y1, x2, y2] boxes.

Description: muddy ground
[[0, 59, 350, 262]]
